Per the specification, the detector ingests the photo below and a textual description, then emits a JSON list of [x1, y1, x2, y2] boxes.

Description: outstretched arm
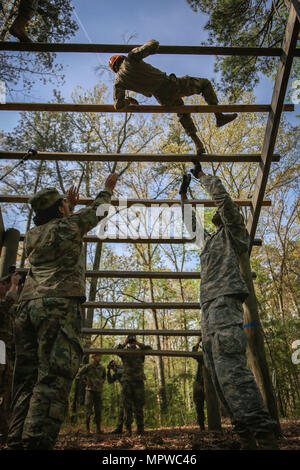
[[193, 167, 249, 253], [127, 39, 159, 61]]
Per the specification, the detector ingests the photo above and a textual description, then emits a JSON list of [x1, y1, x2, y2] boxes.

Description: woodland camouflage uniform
[[117, 343, 151, 434], [107, 363, 124, 432], [76, 360, 106, 432], [189, 174, 276, 443], [113, 39, 219, 140], [0, 290, 19, 440], [7, 187, 112, 450]]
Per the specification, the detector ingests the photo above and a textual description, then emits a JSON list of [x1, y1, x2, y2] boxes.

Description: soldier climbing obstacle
[[7, 173, 118, 450], [179, 162, 278, 450], [109, 39, 237, 155], [9, 0, 38, 42]]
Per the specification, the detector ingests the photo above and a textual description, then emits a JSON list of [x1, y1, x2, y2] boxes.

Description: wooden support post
[[247, 7, 299, 250], [0, 208, 4, 256], [240, 251, 281, 434], [0, 228, 20, 276]]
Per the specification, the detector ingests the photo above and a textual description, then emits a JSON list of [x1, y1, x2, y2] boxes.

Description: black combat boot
[[110, 425, 123, 434], [86, 417, 90, 433], [255, 431, 279, 450], [238, 432, 258, 450], [124, 425, 132, 437]]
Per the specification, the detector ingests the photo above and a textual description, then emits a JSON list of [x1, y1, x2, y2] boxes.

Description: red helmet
[[109, 54, 125, 72]]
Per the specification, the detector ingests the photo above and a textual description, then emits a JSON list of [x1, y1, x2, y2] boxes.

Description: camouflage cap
[[29, 187, 66, 212]]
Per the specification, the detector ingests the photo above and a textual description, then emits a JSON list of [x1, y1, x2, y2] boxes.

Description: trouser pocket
[[49, 327, 83, 379]]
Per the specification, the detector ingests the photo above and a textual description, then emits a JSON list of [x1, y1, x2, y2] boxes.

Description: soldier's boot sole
[[9, 16, 32, 43], [215, 113, 238, 128]]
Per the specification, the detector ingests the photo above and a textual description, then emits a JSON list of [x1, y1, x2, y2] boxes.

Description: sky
[[1, 0, 299, 133]]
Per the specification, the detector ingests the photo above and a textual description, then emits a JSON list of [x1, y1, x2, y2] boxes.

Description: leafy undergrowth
[[53, 419, 300, 451]]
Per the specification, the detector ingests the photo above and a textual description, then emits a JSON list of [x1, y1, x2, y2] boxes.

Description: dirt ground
[[52, 418, 300, 451]]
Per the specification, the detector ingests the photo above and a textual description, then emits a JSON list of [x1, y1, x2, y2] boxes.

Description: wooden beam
[[247, 7, 299, 250], [83, 302, 198, 309], [284, 0, 300, 21], [18, 234, 263, 245], [82, 328, 202, 336], [1, 42, 300, 56], [0, 150, 281, 163], [0, 103, 294, 114], [16, 268, 257, 280], [0, 208, 4, 256], [84, 348, 202, 358], [0, 194, 272, 208]]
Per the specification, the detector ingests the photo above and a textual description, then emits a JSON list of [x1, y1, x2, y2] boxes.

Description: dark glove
[[128, 97, 139, 105], [179, 173, 191, 195], [190, 159, 202, 179]]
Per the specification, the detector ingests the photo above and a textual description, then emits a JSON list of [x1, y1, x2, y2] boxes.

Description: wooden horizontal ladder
[[17, 234, 263, 245], [82, 328, 202, 336], [0, 151, 281, 163], [1, 42, 300, 57], [0, 103, 294, 113], [83, 348, 202, 358], [0, 195, 271, 207], [83, 302, 200, 309]]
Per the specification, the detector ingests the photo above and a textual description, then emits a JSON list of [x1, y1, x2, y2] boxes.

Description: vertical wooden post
[[203, 365, 222, 430], [0, 228, 20, 276], [240, 251, 281, 434], [0, 208, 4, 257]]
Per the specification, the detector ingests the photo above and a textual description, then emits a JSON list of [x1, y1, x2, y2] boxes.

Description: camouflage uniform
[[107, 364, 124, 431], [117, 344, 151, 433], [113, 39, 218, 138], [0, 291, 18, 440], [192, 344, 205, 430], [184, 174, 276, 438], [19, 0, 38, 20], [7, 187, 113, 450], [76, 361, 106, 432]]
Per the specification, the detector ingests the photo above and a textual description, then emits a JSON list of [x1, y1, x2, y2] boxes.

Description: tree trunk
[[239, 251, 281, 435]]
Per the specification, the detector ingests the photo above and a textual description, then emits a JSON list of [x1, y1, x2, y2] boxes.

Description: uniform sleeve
[[0, 291, 18, 314], [107, 369, 117, 384], [181, 202, 208, 248], [76, 364, 89, 380], [138, 344, 152, 351], [198, 174, 250, 253], [113, 83, 133, 111], [68, 189, 113, 236], [127, 39, 159, 61]]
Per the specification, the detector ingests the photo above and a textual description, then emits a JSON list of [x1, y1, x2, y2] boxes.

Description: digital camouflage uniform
[[19, 0, 39, 20], [113, 39, 219, 138], [107, 363, 124, 432], [7, 187, 112, 450], [0, 291, 18, 440], [192, 344, 205, 430], [76, 361, 106, 432], [190, 174, 276, 439], [117, 344, 151, 434]]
